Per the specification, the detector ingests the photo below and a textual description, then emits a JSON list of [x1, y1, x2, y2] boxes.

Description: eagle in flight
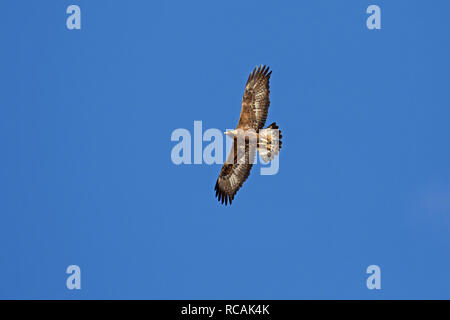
[[214, 65, 282, 205]]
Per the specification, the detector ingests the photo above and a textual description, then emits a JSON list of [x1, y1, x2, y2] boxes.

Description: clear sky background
[[1, 1, 450, 299]]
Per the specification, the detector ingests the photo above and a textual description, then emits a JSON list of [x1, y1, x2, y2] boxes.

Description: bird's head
[[224, 129, 238, 138]]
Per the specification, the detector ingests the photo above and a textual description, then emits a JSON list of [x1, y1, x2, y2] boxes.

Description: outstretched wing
[[214, 138, 256, 205], [237, 65, 272, 130]]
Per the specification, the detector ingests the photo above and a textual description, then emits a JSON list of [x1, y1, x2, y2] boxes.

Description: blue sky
[[1, 0, 449, 299]]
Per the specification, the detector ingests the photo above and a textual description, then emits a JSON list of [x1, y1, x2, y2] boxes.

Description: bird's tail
[[258, 122, 282, 162]]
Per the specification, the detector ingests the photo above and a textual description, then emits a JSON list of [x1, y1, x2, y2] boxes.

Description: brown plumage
[[237, 65, 272, 130], [214, 65, 282, 205]]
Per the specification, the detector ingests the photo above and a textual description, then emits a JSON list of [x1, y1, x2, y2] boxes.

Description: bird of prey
[[214, 65, 282, 205]]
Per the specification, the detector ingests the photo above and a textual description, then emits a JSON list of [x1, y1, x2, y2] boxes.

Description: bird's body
[[215, 65, 282, 205]]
